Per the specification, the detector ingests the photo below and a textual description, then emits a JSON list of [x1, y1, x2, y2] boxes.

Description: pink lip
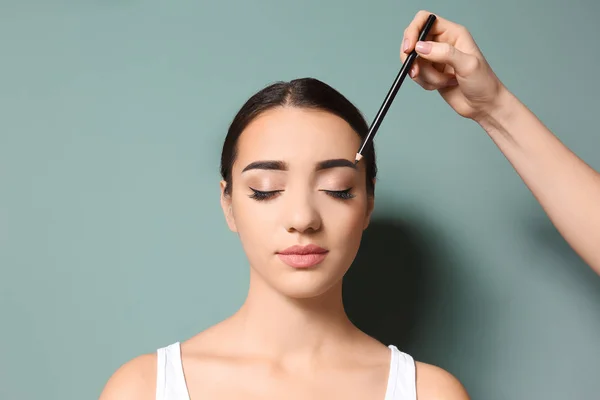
[[277, 244, 329, 268]]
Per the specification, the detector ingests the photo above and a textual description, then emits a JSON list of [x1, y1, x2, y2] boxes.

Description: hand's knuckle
[[442, 43, 455, 56], [433, 75, 447, 86], [464, 56, 480, 73]]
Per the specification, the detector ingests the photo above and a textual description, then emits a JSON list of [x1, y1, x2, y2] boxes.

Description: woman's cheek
[[324, 200, 367, 236]]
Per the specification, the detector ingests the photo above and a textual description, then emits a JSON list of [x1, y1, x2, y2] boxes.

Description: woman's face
[[220, 106, 374, 299]]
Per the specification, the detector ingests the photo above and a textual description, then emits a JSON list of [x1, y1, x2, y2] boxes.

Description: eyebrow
[[316, 158, 357, 171], [241, 158, 357, 173]]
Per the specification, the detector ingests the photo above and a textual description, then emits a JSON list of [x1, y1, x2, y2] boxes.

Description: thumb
[[415, 41, 479, 77]]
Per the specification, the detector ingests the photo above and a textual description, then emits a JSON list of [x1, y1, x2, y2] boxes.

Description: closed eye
[[249, 188, 355, 201], [321, 188, 355, 200], [249, 188, 281, 201]]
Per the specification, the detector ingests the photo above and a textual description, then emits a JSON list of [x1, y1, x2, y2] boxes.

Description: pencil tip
[[354, 153, 363, 164]]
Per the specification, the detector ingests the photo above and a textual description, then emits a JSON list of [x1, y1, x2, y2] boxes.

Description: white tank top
[[155, 342, 417, 400]]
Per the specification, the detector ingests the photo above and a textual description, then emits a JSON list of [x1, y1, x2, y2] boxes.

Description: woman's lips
[[277, 244, 328, 268]]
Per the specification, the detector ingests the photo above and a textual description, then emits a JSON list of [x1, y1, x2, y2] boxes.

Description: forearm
[[477, 88, 600, 275]]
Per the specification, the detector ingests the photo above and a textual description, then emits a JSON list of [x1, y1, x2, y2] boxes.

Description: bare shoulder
[[98, 352, 157, 400], [415, 361, 470, 400]]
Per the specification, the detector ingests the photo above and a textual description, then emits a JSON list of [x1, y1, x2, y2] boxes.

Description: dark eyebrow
[[316, 158, 357, 171], [242, 160, 287, 173], [241, 158, 357, 173]]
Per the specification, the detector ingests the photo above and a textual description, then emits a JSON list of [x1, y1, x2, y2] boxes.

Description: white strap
[[387, 345, 417, 400], [155, 342, 191, 400], [384, 345, 400, 400], [156, 346, 167, 400]]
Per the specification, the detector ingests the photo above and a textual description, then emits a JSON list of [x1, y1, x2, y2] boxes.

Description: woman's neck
[[228, 272, 359, 360]]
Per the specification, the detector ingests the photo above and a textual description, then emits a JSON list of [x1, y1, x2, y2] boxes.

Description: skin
[[402, 11, 600, 275], [99, 106, 469, 400]]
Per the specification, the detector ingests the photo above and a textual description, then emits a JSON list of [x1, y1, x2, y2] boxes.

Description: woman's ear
[[220, 180, 237, 232]]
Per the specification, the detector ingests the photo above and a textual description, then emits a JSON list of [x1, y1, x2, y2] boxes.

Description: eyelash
[[325, 188, 355, 200], [249, 188, 355, 201], [249, 189, 281, 201]]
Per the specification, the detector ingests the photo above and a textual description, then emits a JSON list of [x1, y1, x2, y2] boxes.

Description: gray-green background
[[1, 1, 599, 399]]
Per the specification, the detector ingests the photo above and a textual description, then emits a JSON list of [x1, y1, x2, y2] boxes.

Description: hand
[[401, 11, 507, 121]]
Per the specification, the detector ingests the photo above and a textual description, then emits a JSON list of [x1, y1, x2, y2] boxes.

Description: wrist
[[475, 85, 519, 133]]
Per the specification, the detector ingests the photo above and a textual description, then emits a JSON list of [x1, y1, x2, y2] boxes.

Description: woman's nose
[[283, 190, 322, 234]]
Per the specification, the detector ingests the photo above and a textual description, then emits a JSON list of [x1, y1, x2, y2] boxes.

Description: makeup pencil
[[355, 13, 437, 164]]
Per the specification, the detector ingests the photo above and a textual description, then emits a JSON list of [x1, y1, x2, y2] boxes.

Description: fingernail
[[410, 66, 417, 78], [415, 41, 431, 54], [403, 38, 410, 52]]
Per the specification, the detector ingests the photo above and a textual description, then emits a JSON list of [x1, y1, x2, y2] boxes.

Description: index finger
[[402, 10, 462, 54]]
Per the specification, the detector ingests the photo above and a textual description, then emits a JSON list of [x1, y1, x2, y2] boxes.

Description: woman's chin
[[270, 273, 343, 300]]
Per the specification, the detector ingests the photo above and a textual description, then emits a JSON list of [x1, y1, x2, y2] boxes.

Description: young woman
[[100, 10, 600, 400]]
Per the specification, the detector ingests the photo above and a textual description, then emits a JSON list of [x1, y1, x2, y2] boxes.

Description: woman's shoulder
[[98, 351, 157, 400], [414, 361, 471, 400]]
